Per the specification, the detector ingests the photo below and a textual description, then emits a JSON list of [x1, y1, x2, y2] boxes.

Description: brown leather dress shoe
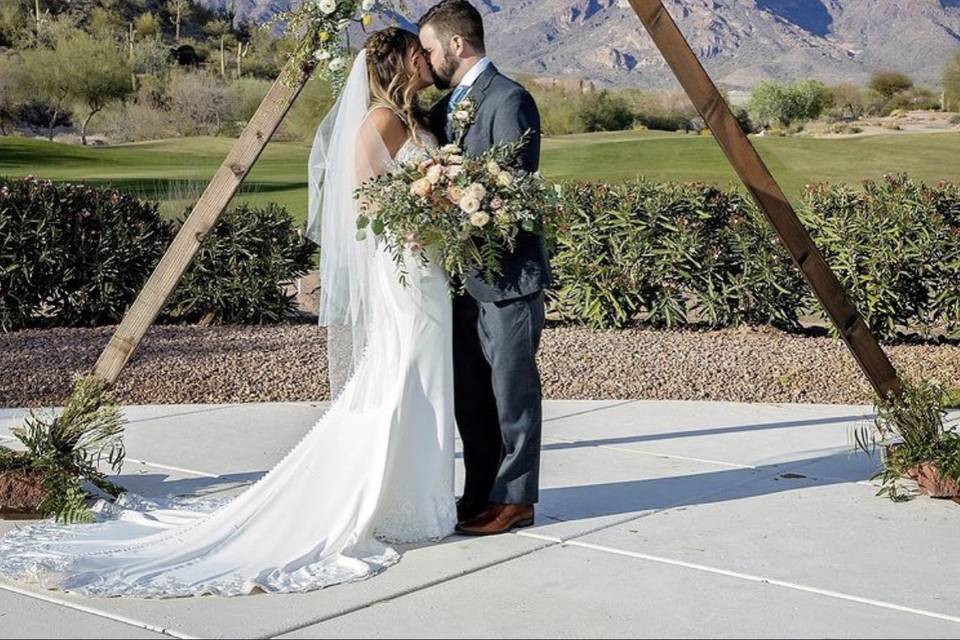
[[456, 497, 491, 523], [455, 503, 535, 536]]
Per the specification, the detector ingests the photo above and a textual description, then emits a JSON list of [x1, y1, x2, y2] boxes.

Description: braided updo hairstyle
[[364, 28, 429, 144]]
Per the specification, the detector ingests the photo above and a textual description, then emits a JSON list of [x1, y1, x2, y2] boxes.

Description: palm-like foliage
[[1, 374, 126, 522], [856, 378, 960, 501]]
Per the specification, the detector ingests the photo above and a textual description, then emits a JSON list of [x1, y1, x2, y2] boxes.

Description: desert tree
[[869, 71, 914, 100], [14, 45, 72, 139], [60, 30, 132, 144]]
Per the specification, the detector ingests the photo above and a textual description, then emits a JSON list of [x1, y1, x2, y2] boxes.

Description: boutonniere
[[451, 98, 477, 145]]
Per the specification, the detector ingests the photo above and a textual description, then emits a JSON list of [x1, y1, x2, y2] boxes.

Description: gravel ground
[[2, 323, 959, 408]]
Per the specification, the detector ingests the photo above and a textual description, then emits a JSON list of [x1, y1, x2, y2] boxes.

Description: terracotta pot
[[906, 462, 960, 499], [0, 469, 45, 519]]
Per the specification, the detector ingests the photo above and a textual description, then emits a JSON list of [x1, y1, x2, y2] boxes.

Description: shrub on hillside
[[281, 74, 336, 141], [578, 90, 635, 133], [881, 87, 941, 115], [825, 83, 868, 122], [869, 72, 914, 100], [101, 100, 174, 142], [530, 87, 586, 136], [232, 77, 272, 123], [749, 80, 831, 129], [167, 70, 241, 137]]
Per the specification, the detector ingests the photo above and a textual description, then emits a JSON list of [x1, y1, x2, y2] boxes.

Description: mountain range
[[200, 0, 960, 90]]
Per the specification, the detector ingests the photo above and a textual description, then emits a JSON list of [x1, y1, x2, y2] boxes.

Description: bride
[[0, 28, 457, 598]]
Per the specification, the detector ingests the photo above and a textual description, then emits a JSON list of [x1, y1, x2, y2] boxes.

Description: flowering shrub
[[550, 180, 803, 330], [163, 202, 316, 325], [0, 176, 170, 332], [799, 175, 960, 340]]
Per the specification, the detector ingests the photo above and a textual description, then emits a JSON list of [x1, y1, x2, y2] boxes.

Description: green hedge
[[3, 175, 958, 341], [550, 175, 960, 341], [0, 178, 314, 332], [550, 180, 804, 330]]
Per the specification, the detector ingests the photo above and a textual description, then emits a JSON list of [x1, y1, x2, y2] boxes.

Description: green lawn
[[2, 130, 959, 224]]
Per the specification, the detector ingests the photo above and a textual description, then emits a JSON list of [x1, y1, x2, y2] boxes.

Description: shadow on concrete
[[114, 471, 265, 499], [536, 451, 879, 526], [541, 413, 874, 450]]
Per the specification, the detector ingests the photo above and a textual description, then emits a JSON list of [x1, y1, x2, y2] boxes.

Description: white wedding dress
[[0, 109, 457, 596]]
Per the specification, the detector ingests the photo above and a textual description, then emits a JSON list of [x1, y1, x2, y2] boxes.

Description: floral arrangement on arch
[[268, 0, 407, 92]]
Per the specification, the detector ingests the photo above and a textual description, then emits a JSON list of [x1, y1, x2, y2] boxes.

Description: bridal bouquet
[[354, 133, 556, 289]]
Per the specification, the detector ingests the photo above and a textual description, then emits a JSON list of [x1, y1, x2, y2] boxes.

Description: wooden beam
[[627, 0, 902, 398], [92, 57, 317, 384]]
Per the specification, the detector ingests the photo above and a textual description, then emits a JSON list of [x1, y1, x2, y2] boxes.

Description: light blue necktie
[[447, 85, 469, 115]]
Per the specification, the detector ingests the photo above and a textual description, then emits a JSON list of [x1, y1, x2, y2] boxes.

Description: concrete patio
[[1, 400, 959, 639]]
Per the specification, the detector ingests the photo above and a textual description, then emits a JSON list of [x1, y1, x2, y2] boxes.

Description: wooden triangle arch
[[92, 0, 902, 399]]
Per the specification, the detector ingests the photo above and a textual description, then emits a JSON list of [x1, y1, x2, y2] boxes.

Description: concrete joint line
[[125, 458, 222, 479], [0, 582, 196, 639], [543, 400, 641, 424], [257, 540, 559, 639], [557, 540, 960, 627]]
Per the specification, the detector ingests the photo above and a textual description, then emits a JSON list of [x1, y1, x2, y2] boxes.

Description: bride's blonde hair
[[364, 28, 429, 145]]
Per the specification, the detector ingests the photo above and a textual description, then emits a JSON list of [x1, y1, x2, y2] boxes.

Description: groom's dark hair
[[418, 0, 486, 54]]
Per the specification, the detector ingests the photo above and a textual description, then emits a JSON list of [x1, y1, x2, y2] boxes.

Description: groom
[[419, 0, 553, 536]]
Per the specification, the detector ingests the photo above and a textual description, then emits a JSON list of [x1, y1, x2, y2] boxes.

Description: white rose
[[328, 57, 346, 72], [447, 185, 464, 205], [426, 164, 444, 185], [318, 0, 337, 15], [459, 193, 480, 214], [447, 154, 465, 165], [497, 171, 514, 187], [454, 109, 471, 122], [441, 144, 462, 155], [446, 165, 464, 179], [468, 183, 486, 200], [362, 0, 376, 10], [314, 49, 332, 61], [486, 160, 501, 175], [410, 177, 432, 198], [470, 211, 491, 227]]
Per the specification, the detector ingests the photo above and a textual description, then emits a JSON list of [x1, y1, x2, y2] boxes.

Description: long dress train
[[0, 133, 457, 599]]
